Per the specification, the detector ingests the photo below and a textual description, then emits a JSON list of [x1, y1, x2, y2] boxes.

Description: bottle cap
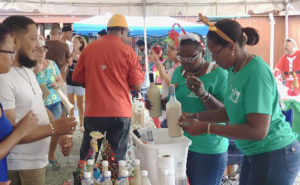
[[102, 160, 109, 166], [87, 159, 94, 166], [169, 84, 175, 95], [141, 170, 148, 176], [84, 172, 91, 179], [121, 170, 129, 177], [104, 170, 111, 177], [118, 160, 125, 166], [134, 159, 140, 165], [149, 72, 154, 83]]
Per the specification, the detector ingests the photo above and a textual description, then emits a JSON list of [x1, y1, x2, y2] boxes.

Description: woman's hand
[[50, 81, 58, 89], [186, 75, 206, 97], [178, 115, 207, 136]]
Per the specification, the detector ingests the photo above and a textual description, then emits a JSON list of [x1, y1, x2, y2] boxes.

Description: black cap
[[62, 25, 72, 32], [149, 72, 154, 83], [136, 40, 145, 46], [97, 29, 107, 36]]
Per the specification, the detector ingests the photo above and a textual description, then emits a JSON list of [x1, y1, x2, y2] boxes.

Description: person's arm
[[153, 56, 170, 87], [0, 110, 38, 159], [128, 51, 144, 91], [180, 112, 270, 140]]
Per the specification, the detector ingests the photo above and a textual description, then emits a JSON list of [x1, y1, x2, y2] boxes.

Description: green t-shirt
[[171, 66, 229, 154], [225, 56, 297, 155]]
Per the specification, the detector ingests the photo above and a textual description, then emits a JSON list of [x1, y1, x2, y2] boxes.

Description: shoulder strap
[[205, 63, 214, 74]]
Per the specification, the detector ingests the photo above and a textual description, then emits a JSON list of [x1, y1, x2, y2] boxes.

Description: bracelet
[[207, 123, 211, 134], [49, 123, 55, 136], [202, 93, 211, 102], [200, 91, 208, 100]]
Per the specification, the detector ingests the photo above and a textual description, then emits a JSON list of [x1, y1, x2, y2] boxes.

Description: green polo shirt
[[225, 56, 297, 155], [171, 66, 229, 154]]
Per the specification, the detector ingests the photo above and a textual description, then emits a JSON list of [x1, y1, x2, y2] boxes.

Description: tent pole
[[285, 1, 291, 39], [143, 0, 148, 72], [269, 13, 275, 70]]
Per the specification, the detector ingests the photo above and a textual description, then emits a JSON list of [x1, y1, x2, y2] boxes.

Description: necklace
[[13, 66, 36, 95], [230, 54, 250, 89]]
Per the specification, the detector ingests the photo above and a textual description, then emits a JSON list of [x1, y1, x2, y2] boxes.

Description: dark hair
[[180, 35, 204, 53], [207, 19, 259, 47], [3, 15, 36, 35], [136, 40, 145, 46], [0, 24, 10, 46], [72, 35, 87, 52], [62, 25, 72, 32], [107, 27, 127, 32], [98, 29, 107, 36]]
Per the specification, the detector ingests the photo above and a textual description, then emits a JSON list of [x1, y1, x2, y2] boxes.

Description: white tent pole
[[269, 13, 275, 70], [143, 0, 148, 72], [285, 1, 291, 39]]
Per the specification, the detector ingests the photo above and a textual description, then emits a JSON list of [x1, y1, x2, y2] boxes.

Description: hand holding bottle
[[52, 114, 77, 135]]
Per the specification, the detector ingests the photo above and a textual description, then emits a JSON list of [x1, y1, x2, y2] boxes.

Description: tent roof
[[1, 0, 296, 16], [73, 15, 209, 37]]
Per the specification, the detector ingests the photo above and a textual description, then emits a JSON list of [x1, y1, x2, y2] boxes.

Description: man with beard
[[0, 15, 77, 185]]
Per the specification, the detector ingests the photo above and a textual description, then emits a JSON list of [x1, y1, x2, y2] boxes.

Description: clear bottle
[[114, 160, 126, 185], [175, 162, 187, 185], [141, 170, 152, 185], [87, 159, 94, 177], [102, 160, 109, 173], [131, 94, 137, 124], [146, 127, 154, 144], [146, 72, 162, 118], [81, 172, 94, 185], [160, 169, 169, 185], [119, 170, 130, 185], [166, 84, 183, 137], [136, 92, 145, 125], [103, 171, 113, 185], [130, 159, 142, 185]]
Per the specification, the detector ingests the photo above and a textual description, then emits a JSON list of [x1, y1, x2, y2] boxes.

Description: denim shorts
[[239, 140, 300, 185], [46, 101, 62, 120], [67, 85, 85, 96]]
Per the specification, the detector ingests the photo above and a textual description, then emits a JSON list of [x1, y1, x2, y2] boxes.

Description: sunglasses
[[176, 53, 201, 63]]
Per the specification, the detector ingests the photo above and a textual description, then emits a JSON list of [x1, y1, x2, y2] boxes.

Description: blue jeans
[[240, 140, 300, 185], [46, 102, 62, 119], [186, 150, 227, 185]]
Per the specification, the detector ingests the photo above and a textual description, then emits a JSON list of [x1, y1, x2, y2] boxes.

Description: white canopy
[[1, 0, 298, 16]]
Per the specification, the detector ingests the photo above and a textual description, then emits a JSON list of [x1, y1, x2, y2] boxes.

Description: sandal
[[49, 159, 61, 170]]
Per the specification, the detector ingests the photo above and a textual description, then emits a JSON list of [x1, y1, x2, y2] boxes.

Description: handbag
[[50, 60, 74, 113]]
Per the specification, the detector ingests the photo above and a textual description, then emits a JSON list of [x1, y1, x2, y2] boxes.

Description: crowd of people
[[0, 12, 299, 185]]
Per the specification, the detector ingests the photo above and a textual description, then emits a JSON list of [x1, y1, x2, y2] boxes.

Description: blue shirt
[[0, 103, 13, 182]]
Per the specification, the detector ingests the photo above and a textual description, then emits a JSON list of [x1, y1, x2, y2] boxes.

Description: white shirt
[[0, 66, 50, 170], [66, 40, 73, 53]]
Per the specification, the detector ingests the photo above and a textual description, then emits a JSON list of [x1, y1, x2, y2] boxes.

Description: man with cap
[[97, 29, 107, 40], [73, 13, 144, 161], [61, 25, 73, 53]]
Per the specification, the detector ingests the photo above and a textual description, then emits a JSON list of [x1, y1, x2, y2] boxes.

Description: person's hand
[[149, 53, 160, 64], [178, 115, 207, 136], [161, 97, 168, 111], [53, 114, 77, 135], [18, 111, 38, 137], [182, 112, 197, 119], [50, 81, 58, 89], [144, 95, 152, 110], [186, 75, 206, 97], [58, 135, 73, 156]]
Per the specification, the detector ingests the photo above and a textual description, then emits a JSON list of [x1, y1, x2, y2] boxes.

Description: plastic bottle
[[118, 170, 130, 185], [166, 84, 183, 137], [175, 162, 187, 185], [130, 159, 142, 185], [160, 169, 169, 185], [102, 160, 109, 172], [147, 72, 162, 117], [103, 171, 113, 185], [87, 159, 94, 177], [146, 127, 154, 144], [136, 93, 145, 125], [131, 94, 137, 124], [81, 172, 94, 185], [114, 160, 126, 185], [141, 170, 152, 185]]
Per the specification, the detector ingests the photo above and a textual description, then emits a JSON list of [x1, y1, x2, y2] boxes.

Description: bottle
[[146, 127, 154, 144], [146, 72, 162, 117], [130, 159, 142, 185], [118, 160, 126, 177], [141, 170, 151, 185], [119, 170, 130, 185], [103, 171, 113, 185], [102, 160, 109, 172], [131, 94, 137, 124], [136, 93, 145, 125], [83, 161, 88, 172], [160, 169, 169, 185], [175, 162, 187, 185], [87, 159, 94, 177], [81, 172, 94, 185], [166, 84, 183, 137]]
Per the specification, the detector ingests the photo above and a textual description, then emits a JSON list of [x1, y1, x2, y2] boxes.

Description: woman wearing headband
[[172, 32, 229, 185], [180, 16, 300, 185]]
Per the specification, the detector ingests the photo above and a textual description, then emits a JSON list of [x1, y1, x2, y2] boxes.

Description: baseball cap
[[62, 25, 72, 32], [107, 14, 128, 28]]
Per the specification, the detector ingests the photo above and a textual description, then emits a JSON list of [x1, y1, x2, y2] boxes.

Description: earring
[[232, 50, 235, 56]]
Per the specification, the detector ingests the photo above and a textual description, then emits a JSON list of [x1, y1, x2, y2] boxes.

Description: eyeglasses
[[0, 49, 16, 58], [176, 53, 201, 63], [211, 46, 226, 58], [33, 47, 48, 53]]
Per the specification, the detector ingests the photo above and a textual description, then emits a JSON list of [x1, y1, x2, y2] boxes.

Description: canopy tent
[[73, 15, 209, 37], [1, 0, 297, 16]]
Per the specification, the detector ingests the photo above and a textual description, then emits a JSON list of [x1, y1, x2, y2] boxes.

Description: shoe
[[49, 159, 61, 170]]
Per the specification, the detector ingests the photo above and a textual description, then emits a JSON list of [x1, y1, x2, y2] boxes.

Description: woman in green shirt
[[171, 32, 229, 185], [180, 18, 300, 185]]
